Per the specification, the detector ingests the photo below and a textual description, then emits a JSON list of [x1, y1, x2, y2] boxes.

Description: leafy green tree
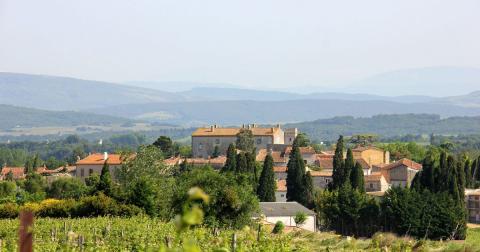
[[173, 167, 259, 228], [221, 144, 236, 173], [294, 212, 307, 227], [350, 134, 377, 146], [24, 173, 46, 194], [294, 133, 311, 147], [236, 129, 254, 153], [98, 160, 112, 196], [331, 135, 345, 190], [5, 170, 14, 181], [257, 154, 276, 202], [0, 181, 16, 203], [350, 162, 365, 192], [152, 136, 174, 158], [47, 178, 87, 199], [130, 178, 156, 216]]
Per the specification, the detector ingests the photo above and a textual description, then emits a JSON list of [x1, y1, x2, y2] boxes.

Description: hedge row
[[0, 193, 142, 218]]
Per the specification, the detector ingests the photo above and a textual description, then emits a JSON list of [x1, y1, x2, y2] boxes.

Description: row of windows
[[79, 168, 94, 177]]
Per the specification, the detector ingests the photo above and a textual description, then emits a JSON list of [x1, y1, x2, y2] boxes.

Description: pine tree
[[236, 152, 248, 173], [350, 162, 365, 192], [257, 154, 276, 202], [332, 135, 345, 190], [222, 144, 236, 173], [98, 160, 112, 196], [344, 148, 355, 186]]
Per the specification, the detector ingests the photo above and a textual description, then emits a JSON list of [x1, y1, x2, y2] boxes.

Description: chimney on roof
[[76, 156, 81, 161], [242, 124, 245, 128], [248, 124, 252, 129], [276, 124, 281, 129], [104, 152, 108, 161], [214, 124, 218, 128], [210, 125, 214, 132]]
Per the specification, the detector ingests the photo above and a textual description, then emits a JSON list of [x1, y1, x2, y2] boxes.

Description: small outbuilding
[[258, 202, 316, 232]]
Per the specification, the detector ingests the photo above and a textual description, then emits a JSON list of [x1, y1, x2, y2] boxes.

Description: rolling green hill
[[0, 104, 131, 130]]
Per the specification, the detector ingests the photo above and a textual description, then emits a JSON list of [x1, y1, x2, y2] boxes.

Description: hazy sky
[[1, 0, 479, 93]]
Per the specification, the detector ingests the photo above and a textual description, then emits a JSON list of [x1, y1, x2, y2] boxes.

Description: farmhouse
[[75, 152, 123, 180]]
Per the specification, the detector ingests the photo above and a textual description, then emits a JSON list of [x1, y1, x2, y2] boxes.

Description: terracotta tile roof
[[382, 158, 422, 171], [284, 146, 316, 156], [315, 157, 334, 169], [309, 171, 333, 177], [36, 166, 62, 174], [76, 153, 124, 165], [271, 151, 286, 163], [320, 151, 334, 155], [273, 166, 287, 173], [276, 179, 287, 192], [256, 149, 268, 162], [192, 126, 280, 137], [0, 167, 25, 179], [316, 153, 334, 158], [355, 158, 371, 169], [364, 172, 384, 182]]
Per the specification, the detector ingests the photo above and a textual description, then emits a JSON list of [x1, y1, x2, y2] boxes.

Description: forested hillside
[[286, 114, 480, 141], [0, 104, 131, 130]]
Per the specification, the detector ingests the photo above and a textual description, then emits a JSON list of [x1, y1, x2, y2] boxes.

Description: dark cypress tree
[[286, 144, 307, 203], [236, 152, 248, 173], [464, 159, 472, 188], [212, 145, 220, 158], [350, 162, 365, 192], [457, 159, 466, 197], [437, 151, 448, 192], [344, 148, 355, 186], [332, 135, 345, 190], [257, 154, 276, 202], [447, 156, 461, 203], [292, 147, 307, 204], [179, 157, 191, 173], [302, 171, 314, 208], [473, 157, 480, 184], [98, 160, 112, 196], [420, 155, 435, 191], [222, 143, 236, 173]]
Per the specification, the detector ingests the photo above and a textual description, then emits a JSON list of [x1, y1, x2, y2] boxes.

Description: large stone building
[[75, 153, 123, 180], [191, 124, 297, 158]]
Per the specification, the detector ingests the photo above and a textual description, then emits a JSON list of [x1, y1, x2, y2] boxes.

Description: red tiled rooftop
[[383, 158, 422, 171], [76, 153, 124, 165]]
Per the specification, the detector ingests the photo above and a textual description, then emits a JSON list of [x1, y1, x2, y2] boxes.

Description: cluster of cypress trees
[[318, 136, 377, 237], [384, 151, 468, 239], [221, 143, 256, 175], [286, 138, 314, 208]]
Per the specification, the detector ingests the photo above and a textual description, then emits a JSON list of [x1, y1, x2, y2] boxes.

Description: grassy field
[[0, 217, 479, 251]]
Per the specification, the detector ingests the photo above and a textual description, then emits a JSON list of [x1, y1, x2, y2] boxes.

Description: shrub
[[47, 178, 87, 199], [0, 203, 19, 218], [74, 193, 143, 217], [294, 212, 307, 227], [272, 221, 285, 234], [36, 199, 77, 218]]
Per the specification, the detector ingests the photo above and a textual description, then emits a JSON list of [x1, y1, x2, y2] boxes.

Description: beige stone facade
[[191, 125, 294, 158]]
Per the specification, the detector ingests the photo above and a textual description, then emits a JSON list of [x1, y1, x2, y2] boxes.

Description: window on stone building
[[199, 143, 203, 150], [80, 168, 84, 177], [256, 138, 262, 144], [215, 139, 220, 144], [89, 169, 93, 176], [369, 183, 374, 189]]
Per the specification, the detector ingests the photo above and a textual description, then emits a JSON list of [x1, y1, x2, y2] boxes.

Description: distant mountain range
[[0, 72, 188, 111], [0, 69, 479, 127]]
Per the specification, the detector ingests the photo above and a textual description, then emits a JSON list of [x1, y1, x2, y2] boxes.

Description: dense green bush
[[272, 221, 285, 234], [0, 203, 19, 218], [47, 178, 87, 199]]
